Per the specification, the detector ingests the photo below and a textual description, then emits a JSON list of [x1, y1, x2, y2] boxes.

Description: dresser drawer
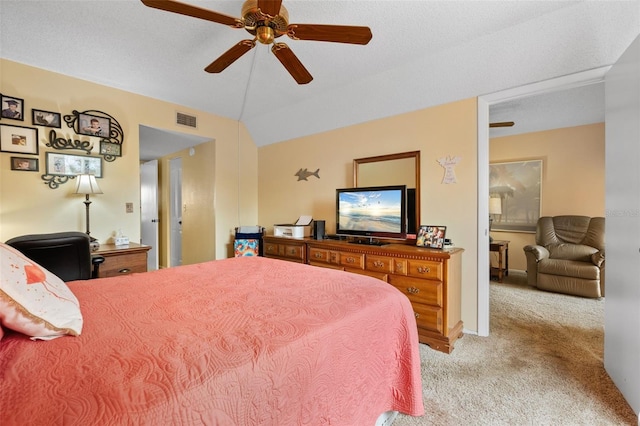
[[389, 275, 443, 307], [413, 303, 443, 334], [281, 243, 304, 261], [339, 252, 365, 269], [308, 247, 334, 265], [366, 255, 393, 274], [406, 259, 443, 281], [263, 242, 280, 257], [99, 252, 147, 277]]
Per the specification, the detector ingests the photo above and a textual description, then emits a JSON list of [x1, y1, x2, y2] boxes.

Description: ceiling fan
[[140, 0, 373, 84], [489, 121, 515, 128]]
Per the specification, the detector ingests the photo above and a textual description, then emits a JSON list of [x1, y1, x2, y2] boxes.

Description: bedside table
[[94, 242, 151, 278]]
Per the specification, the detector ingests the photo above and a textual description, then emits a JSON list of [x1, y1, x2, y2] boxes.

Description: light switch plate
[[126, 202, 133, 213]]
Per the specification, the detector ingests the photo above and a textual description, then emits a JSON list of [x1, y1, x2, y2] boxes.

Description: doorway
[[138, 124, 211, 268], [169, 157, 182, 267], [476, 66, 610, 336]]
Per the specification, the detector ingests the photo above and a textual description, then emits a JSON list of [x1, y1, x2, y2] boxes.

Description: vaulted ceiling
[[2, 1, 638, 150]]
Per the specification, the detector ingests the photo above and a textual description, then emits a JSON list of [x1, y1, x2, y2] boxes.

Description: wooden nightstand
[[490, 240, 509, 282], [94, 242, 151, 278]]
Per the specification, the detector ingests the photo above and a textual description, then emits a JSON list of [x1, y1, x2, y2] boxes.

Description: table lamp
[[489, 197, 502, 243], [75, 174, 103, 250]]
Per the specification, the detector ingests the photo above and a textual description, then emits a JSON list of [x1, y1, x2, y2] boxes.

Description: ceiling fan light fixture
[[256, 25, 275, 44]]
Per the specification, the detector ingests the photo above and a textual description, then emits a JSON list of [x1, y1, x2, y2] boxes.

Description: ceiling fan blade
[[257, 0, 282, 17], [271, 43, 313, 85], [141, 0, 242, 28], [489, 121, 515, 128], [287, 24, 372, 45], [205, 40, 256, 73]]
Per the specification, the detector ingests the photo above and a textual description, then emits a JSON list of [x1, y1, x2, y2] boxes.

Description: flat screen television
[[336, 185, 407, 241]]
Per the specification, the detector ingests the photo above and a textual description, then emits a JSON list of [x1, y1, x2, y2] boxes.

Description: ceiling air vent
[[176, 112, 197, 128]]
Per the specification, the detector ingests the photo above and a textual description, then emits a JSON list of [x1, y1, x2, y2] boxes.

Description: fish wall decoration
[[295, 168, 320, 181]]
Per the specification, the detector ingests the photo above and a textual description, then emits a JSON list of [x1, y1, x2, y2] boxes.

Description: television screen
[[336, 185, 407, 239]]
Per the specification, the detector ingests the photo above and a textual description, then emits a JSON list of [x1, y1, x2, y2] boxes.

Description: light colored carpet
[[394, 272, 637, 426]]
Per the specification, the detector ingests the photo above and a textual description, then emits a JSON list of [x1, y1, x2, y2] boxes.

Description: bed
[[0, 248, 424, 425]]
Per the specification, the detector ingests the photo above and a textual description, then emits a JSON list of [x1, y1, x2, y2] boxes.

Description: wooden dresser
[[263, 236, 464, 354], [94, 242, 151, 278]]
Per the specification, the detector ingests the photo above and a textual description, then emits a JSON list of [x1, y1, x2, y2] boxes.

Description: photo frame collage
[[1, 93, 117, 176]]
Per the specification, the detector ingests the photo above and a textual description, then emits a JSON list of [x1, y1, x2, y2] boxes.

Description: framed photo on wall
[[1, 95, 24, 121], [416, 225, 447, 249], [10, 156, 39, 172], [45, 152, 103, 178], [489, 159, 543, 232], [32, 109, 62, 128], [77, 113, 110, 137], [0, 124, 38, 155]]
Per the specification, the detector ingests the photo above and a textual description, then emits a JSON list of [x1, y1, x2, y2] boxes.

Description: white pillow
[[0, 242, 83, 340]]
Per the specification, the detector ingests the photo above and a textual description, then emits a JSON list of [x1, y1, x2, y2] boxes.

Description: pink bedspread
[[0, 256, 423, 425]]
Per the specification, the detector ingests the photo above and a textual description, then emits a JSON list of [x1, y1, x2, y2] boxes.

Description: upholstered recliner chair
[[523, 216, 605, 298]]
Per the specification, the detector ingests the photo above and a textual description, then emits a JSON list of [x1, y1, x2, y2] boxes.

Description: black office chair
[[5, 232, 104, 282]]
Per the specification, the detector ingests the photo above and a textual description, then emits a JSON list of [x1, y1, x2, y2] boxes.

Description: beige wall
[[258, 98, 481, 331], [489, 123, 605, 271], [0, 59, 258, 262]]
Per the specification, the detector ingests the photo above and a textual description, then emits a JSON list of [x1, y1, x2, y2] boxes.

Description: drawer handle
[[330, 254, 337, 262], [118, 268, 131, 274], [314, 253, 322, 258], [414, 312, 420, 319], [407, 287, 420, 294], [289, 249, 297, 255], [373, 261, 384, 268], [417, 266, 431, 274]]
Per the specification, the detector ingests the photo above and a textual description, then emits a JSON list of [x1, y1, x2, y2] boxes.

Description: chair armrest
[[91, 255, 105, 279], [591, 250, 605, 267], [523, 245, 549, 262]]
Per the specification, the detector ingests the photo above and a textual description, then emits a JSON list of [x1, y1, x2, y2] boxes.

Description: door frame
[[475, 66, 610, 336]]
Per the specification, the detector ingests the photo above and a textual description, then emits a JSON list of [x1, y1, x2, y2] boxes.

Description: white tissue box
[[115, 236, 130, 246]]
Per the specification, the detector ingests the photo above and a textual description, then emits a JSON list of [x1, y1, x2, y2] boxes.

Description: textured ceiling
[[1, 1, 638, 154]]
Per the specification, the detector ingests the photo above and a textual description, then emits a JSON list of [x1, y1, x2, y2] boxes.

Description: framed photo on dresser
[[416, 225, 447, 249]]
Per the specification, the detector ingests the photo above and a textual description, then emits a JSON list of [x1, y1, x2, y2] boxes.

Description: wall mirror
[[354, 151, 421, 236]]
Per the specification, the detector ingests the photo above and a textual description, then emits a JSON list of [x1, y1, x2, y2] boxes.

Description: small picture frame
[[0, 124, 39, 155], [1, 95, 24, 121], [10, 156, 39, 172], [77, 113, 110, 137], [416, 225, 447, 249], [45, 152, 103, 178], [32, 109, 61, 128], [100, 140, 122, 157]]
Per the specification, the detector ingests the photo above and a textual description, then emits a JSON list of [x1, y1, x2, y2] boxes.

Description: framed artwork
[[45, 152, 103, 178], [32, 109, 61, 128], [77, 112, 110, 137], [10, 156, 39, 172], [489, 159, 543, 233], [100, 140, 122, 157], [1, 95, 24, 121], [0, 124, 39, 155], [416, 225, 447, 249]]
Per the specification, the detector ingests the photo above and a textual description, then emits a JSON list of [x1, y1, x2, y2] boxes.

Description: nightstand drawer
[[94, 243, 150, 278], [100, 252, 147, 277]]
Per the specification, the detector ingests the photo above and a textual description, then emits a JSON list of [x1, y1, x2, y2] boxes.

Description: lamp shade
[[489, 197, 502, 215], [75, 174, 103, 195]]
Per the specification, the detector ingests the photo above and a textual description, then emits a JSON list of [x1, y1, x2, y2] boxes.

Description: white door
[[604, 34, 640, 416], [170, 157, 183, 267], [140, 160, 159, 270]]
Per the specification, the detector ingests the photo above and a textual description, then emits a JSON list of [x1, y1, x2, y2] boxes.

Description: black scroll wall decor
[[41, 110, 124, 189]]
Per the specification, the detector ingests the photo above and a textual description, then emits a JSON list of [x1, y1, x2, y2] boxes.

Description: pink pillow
[[0, 242, 83, 340]]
